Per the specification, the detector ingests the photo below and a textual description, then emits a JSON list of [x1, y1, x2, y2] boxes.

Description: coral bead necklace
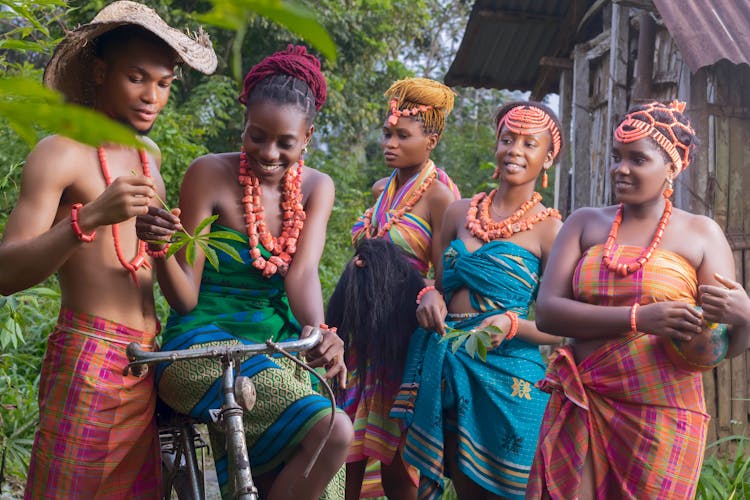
[[97, 147, 150, 286], [360, 170, 436, 239], [239, 149, 305, 278], [601, 199, 673, 276], [466, 190, 561, 242]]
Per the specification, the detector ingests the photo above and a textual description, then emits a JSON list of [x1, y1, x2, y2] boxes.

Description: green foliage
[[440, 324, 501, 362], [697, 435, 750, 500], [0, 78, 151, 150], [166, 215, 246, 271], [198, 0, 337, 81], [0, 281, 59, 490]]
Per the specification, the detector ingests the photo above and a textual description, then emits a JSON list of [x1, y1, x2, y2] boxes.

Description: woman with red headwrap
[[527, 101, 750, 499], [136, 45, 350, 499]]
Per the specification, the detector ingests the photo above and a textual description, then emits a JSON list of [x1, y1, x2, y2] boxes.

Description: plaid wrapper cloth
[[25, 308, 161, 499], [526, 245, 710, 499]]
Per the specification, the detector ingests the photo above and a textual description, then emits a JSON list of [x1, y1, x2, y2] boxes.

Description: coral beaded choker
[[97, 147, 150, 286], [466, 190, 561, 242], [601, 199, 673, 276], [239, 149, 305, 278]]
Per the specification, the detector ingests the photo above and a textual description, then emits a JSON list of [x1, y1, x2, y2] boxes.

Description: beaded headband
[[613, 100, 695, 171], [496, 105, 562, 160], [387, 98, 434, 126]]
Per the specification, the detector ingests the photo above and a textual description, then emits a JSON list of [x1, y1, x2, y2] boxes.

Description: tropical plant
[[697, 435, 750, 500]]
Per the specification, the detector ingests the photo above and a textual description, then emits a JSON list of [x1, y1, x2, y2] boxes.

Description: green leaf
[[0, 39, 47, 53], [198, 0, 337, 63], [0, 78, 153, 150], [194, 214, 219, 236], [185, 236, 197, 265], [476, 339, 488, 361], [198, 241, 220, 272], [465, 334, 478, 359], [207, 230, 247, 243], [481, 325, 503, 335], [450, 334, 468, 354], [205, 239, 245, 264], [166, 238, 189, 259]]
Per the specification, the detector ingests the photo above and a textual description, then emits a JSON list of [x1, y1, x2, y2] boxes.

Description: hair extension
[[326, 239, 425, 399], [238, 45, 327, 123]]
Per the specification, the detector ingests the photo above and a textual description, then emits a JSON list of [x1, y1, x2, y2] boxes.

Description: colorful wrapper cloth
[[25, 307, 161, 499]]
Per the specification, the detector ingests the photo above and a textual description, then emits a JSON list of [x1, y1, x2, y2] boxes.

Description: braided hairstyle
[[325, 239, 425, 400], [615, 101, 698, 171], [494, 100, 563, 162], [238, 44, 327, 124], [384, 77, 456, 136]]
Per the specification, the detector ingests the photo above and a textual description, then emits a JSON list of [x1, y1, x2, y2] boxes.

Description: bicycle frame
[[125, 328, 332, 500]]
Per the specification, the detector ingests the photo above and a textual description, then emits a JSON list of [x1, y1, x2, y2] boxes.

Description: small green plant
[[165, 214, 246, 272], [137, 173, 246, 272], [696, 435, 750, 499], [440, 325, 502, 362]]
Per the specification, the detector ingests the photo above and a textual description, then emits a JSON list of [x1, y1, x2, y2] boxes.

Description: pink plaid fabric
[[527, 245, 709, 499], [25, 308, 161, 499]]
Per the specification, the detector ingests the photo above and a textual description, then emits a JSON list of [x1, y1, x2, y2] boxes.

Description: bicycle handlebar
[[125, 327, 324, 375]]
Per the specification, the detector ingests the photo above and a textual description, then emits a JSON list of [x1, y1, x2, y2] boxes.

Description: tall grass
[[696, 435, 750, 500]]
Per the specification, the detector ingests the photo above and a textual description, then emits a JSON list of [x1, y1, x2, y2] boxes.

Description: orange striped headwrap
[[614, 100, 696, 171], [496, 104, 562, 160]]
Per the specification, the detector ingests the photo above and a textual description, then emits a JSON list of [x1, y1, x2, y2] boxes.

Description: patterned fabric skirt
[[391, 318, 549, 500], [156, 324, 344, 499], [527, 336, 709, 499], [25, 308, 161, 500], [338, 350, 418, 498]]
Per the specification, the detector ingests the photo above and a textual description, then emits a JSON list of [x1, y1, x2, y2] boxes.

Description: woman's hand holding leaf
[[439, 312, 512, 361], [135, 194, 246, 272]]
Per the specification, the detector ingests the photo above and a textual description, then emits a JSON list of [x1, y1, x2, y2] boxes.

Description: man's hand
[[80, 175, 156, 230]]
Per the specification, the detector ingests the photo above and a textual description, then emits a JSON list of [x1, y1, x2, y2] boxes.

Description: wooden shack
[[446, 0, 750, 446]]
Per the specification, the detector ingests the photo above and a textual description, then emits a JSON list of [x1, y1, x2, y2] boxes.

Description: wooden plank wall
[[687, 62, 750, 448]]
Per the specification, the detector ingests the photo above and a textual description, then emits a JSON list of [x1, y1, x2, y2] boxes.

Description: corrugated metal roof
[[653, 0, 750, 72], [444, 0, 584, 94], [446, 0, 750, 94]]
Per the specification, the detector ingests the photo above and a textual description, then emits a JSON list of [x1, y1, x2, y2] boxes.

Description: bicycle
[[125, 327, 336, 500]]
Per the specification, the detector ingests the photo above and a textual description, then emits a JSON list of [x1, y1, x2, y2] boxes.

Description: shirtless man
[[0, 2, 216, 497]]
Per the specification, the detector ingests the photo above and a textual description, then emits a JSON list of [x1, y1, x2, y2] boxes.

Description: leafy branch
[[140, 179, 245, 271], [439, 324, 503, 362]]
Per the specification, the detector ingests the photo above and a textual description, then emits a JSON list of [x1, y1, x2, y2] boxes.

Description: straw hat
[[44, 1, 218, 106]]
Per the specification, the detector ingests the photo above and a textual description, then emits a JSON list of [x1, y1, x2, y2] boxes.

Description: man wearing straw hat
[[0, 2, 216, 497]]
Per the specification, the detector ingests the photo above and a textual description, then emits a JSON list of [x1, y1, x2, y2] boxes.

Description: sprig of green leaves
[[440, 324, 503, 362], [137, 172, 246, 271], [165, 214, 246, 271]]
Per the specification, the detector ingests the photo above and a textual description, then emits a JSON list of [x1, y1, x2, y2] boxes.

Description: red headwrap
[[238, 44, 327, 111]]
